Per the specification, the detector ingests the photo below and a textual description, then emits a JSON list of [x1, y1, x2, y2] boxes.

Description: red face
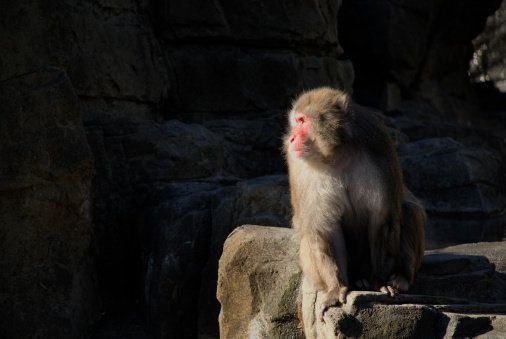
[[289, 112, 311, 158]]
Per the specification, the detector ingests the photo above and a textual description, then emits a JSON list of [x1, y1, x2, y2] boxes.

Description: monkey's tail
[[399, 190, 427, 284]]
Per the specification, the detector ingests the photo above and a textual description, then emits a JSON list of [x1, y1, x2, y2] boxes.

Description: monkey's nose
[[290, 135, 295, 143]]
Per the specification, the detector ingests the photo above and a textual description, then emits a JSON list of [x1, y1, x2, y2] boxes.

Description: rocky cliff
[[0, 0, 504, 337], [218, 226, 506, 338]]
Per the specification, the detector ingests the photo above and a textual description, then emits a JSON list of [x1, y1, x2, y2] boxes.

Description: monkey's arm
[[299, 229, 349, 322]]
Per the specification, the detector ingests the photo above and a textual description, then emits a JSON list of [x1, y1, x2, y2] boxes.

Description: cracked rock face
[[1, 0, 505, 337], [0, 68, 97, 338], [218, 225, 506, 339], [470, 0, 506, 92]]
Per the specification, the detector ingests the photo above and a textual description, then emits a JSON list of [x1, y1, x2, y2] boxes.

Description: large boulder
[[470, 0, 506, 93], [431, 242, 506, 273], [218, 225, 506, 339], [0, 1, 169, 104], [200, 176, 291, 336], [165, 47, 353, 117], [339, 0, 501, 115], [152, 0, 342, 44], [217, 226, 301, 339], [0, 68, 97, 337], [142, 180, 221, 338], [399, 138, 505, 248], [204, 118, 286, 178], [141, 175, 291, 337], [123, 120, 225, 182]]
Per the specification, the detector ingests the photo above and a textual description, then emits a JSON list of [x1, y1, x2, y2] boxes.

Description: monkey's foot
[[387, 274, 410, 292], [319, 287, 348, 322], [379, 284, 398, 297]]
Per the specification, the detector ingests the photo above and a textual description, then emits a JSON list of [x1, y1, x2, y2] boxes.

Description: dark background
[[0, 0, 505, 337]]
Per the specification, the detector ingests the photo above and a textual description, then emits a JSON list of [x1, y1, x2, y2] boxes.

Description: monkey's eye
[[296, 116, 305, 124]]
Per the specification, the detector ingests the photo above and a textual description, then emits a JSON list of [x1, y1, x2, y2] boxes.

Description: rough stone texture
[[124, 120, 225, 182], [153, 0, 342, 44], [218, 226, 506, 339], [0, 1, 169, 103], [166, 47, 353, 117], [431, 242, 506, 273], [399, 138, 505, 248], [217, 225, 302, 339], [0, 68, 97, 338], [339, 0, 502, 114], [470, 0, 506, 92], [1, 0, 505, 337], [204, 117, 286, 178], [142, 180, 220, 338], [199, 175, 292, 337]]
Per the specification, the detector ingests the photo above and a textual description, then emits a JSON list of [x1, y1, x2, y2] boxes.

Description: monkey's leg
[[369, 222, 399, 297], [301, 231, 349, 322]]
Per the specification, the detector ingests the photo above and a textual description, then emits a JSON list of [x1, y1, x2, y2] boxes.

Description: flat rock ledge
[[217, 225, 506, 339]]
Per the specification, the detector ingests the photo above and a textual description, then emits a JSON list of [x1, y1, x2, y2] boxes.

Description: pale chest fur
[[290, 153, 387, 233]]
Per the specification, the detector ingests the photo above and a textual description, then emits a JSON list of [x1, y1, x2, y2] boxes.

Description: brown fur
[[284, 87, 425, 321]]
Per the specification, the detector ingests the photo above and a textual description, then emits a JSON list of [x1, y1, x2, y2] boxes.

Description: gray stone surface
[[340, 0, 502, 115], [0, 1, 169, 104], [199, 175, 292, 336], [152, 0, 342, 44], [431, 242, 506, 273], [166, 47, 353, 117], [470, 0, 506, 92], [124, 120, 225, 181], [0, 68, 97, 338], [217, 225, 302, 339], [218, 226, 506, 339], [399, 138, 505, 248], [1, 0, 505, 337]]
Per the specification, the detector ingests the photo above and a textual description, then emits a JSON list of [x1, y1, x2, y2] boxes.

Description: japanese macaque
[[284, 87, 425, 322]]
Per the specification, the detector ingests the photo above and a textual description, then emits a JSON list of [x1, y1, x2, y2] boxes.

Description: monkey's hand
[[319, 286, 348, 322]]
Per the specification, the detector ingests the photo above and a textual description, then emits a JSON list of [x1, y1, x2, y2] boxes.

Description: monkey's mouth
[[294, 149, 305, 157], [293, 145, 310, 158]]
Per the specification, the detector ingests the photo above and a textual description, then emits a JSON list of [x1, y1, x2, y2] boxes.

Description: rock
[[431, 242, 506, 273], [142, 175, 291, 338], [0, 68, 97, 337], [411, 253, 506, 303], [0, 1, 169, 103], [218, 226, 506, 339], [414, 0, 501, 117], [303, 289, 440, 339], [393, 104, 506, 152], [470, 0, 506, 92], [142, 180, 221, 338], [199, 175, 291, 336], [166, 47, 353, 117], [123, 120, 225, 182], [217, 225, 302, 339], [339, 0, 431, 108], [339, 0, 501, 117], [204, 117, 286, 178], [152, 0, 341, 45], [399, 138, 505, 248]]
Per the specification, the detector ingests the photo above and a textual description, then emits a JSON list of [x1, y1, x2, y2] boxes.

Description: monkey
[[283, 87, 425, 322]]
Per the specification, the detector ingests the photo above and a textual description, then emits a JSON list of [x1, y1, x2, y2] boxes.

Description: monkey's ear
[[332, 90, 349, 113]]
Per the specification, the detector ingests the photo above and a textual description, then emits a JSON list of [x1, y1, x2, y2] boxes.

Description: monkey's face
[[286, 88, 348, 162], [288, 111, 313, 158]]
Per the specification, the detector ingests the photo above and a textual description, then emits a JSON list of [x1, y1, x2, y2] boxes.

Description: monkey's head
[[285, 87, 349, 162]]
